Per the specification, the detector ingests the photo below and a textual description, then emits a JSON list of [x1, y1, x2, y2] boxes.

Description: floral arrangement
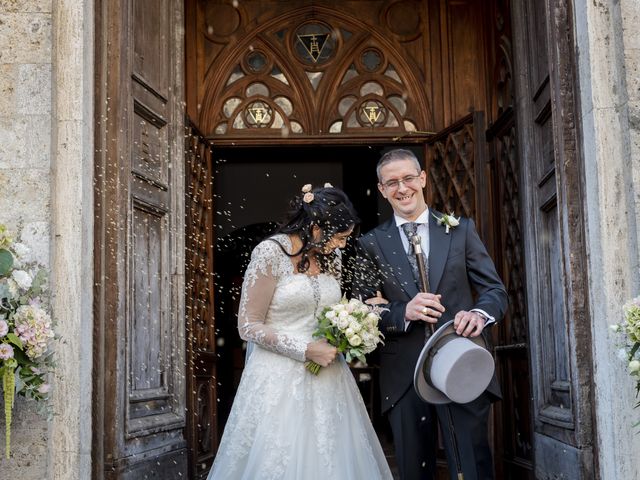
[[0, 225, 55, 458], [611, 296, 640, 424], [305, 297, 384, 375], [433, 212, 460, 234]]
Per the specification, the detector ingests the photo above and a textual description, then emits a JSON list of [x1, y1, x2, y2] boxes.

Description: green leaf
[[0, 249, 13, 276], [13, 372, 25, 394], [631, 342, 640, 359], [6, 333, 22, 349]]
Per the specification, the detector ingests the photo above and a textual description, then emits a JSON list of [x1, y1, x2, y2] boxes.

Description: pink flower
[[301, 184, 312, 193], [0, 320, 8, 337], [0, 343, 14, 360], [37, 383, 51, 394], [303, 192, 314, 203]]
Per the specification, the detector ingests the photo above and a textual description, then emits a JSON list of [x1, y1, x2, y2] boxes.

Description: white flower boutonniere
[[433, 212, 460, 234]]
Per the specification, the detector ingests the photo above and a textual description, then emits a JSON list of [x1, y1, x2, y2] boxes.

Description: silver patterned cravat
[[401, 222, 428, 287]]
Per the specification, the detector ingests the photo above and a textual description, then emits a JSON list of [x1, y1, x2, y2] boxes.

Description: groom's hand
[[405, 293, 444, 323], [365, 291, 388, 305], [454, 310, 486, 337]]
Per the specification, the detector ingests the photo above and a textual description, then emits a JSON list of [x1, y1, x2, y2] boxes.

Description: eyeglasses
[[380, 174, 422, 190]]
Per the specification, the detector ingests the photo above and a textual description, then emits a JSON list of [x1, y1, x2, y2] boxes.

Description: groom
[[353, 149, 508, 480]]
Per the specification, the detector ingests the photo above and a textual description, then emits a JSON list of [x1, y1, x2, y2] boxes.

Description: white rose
[[366, 312, 379, 323], [325, 310, 336, 320], [358, 305, 370, 315], [448, 214, 460, 227], [345, 327, 355, 337], [6, 279, 19, 299], [361, 332, 375, 347], [333, 304, 346, 313], [12, 270, 32, 290], [12, 242, 30, 259], [348, 320, 362, 333], [349, 334, 362, 346], [301, 184, 312, 193], [629, 360, 640, 373], [336, 316, 350, 330]]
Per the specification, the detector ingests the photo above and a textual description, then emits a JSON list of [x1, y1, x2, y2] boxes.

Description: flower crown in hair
[[301, 183, 334, 203]]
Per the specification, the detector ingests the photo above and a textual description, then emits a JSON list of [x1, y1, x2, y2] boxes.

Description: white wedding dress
[[208, 234, 393, 480]]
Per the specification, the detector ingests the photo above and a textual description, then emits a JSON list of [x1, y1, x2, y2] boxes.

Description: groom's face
[[378, 159, 427, 220]]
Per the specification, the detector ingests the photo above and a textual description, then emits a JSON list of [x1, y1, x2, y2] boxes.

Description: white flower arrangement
[[433, 211, 460, 234], [0, 224, 56, 458], [611, 295, 640, 426], [305, 297, 385, 375]]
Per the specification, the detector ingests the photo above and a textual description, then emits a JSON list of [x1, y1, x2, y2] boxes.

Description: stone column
[[574, 0, 640, 478], [49, 0, 94, 479], [621, 1, 640, 244]]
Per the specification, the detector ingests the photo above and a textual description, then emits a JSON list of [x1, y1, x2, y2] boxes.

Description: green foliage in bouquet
[[0, 225, 55, 458]]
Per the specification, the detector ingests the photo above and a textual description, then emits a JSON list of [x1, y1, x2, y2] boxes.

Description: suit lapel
[[428, 210, 452, 293], [374, 219, 419, 299]]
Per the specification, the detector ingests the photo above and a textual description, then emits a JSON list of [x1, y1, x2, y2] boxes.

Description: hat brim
[[413, 320, 489, 404]]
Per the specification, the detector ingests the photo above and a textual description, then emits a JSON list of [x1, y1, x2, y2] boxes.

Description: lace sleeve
[[237, 239, 309, 362]]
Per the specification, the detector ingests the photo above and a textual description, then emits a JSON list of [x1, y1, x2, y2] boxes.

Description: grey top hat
[[413, 320, 495, 404]]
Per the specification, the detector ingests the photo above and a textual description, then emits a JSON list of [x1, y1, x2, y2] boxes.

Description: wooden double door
[[94, 0, 595, 479]]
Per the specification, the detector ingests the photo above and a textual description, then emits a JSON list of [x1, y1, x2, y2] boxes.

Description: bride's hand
[[305, 339, 338, 367], [365, 290, 388, 305]]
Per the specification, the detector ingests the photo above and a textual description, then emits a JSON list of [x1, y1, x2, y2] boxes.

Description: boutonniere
[[433, 212, 460, 234]]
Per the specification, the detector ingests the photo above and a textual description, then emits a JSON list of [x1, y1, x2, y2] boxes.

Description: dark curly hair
[[272, 186, 360, 275]]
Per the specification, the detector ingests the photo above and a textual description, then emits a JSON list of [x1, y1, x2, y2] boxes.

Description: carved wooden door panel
[[94, 1, 186, 478], [512, 0, 595, 478], [185, 123, 217, 479], [484, 1, 534, 478]]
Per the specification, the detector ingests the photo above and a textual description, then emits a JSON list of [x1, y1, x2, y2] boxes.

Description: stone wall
[[574, 0, 640, 478], [0, 0, 52, 477], [0, 0, 94, 478]]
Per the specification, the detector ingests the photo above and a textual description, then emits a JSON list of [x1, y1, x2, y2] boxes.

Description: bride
[[207, 185, 393, 480]]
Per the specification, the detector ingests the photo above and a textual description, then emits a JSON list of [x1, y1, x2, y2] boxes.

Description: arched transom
[[200, 7, 433, 139]]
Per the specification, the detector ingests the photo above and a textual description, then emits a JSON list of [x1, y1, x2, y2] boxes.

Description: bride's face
[[313, 225, 355, 254]]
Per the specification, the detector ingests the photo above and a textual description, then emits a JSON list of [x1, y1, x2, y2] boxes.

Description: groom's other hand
[[454, 310, 486, 338], [365, 291, 388, 306], [405, 293, 444, 323]]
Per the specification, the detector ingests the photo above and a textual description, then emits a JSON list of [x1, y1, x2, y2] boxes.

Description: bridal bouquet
[[0, 225, 55, 458], [611, 295, 640, 425], [305, 297, 384, 375]]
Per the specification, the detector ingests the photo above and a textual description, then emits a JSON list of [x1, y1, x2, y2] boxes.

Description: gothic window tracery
[[200, 9, 431, 138]]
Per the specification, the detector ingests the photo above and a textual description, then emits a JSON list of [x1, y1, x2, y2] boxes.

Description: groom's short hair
[[376, 149, 422, 181]]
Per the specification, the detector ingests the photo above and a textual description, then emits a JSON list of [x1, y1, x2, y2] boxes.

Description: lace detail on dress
[[238, 235, 309, 362]]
